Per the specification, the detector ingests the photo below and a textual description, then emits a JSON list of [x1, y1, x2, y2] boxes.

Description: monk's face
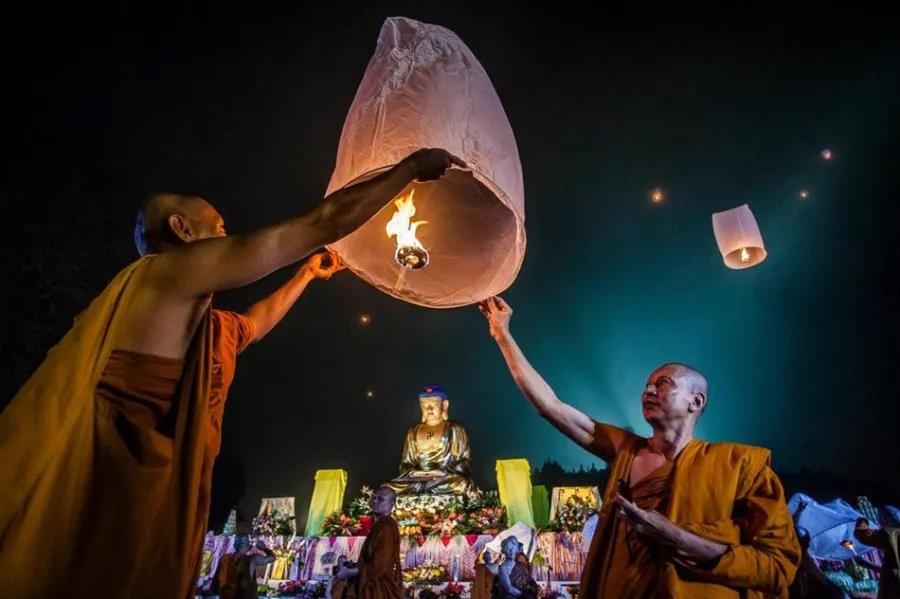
[[419, 397, 446, 426], [641, 365, 703, 427], [372, 489, 396, 517]]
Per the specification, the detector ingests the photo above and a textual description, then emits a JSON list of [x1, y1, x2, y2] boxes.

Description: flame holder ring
[[396, 246, 430, 270]]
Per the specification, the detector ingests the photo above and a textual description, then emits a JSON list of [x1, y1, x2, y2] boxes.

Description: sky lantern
[[711, 204, 768, 269], [325, 17, 526, 309]]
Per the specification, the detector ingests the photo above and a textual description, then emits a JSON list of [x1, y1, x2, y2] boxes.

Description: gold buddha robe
[[580, 423, 801, 599], [387, 420, 475, 494]]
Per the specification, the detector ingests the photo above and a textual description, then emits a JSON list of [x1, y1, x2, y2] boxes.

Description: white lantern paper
[[711, 204, 767, 269], [325, 17, 526, 308]]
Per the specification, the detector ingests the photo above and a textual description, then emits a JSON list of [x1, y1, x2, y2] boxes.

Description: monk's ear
[[689, 392, 707, 414], [441, 400, 449, 421], [167, 214, 193, 243]]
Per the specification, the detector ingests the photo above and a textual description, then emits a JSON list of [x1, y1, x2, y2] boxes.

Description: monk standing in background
[[335, 486, 403, 599], [0, 148, 463, 598], [479, 296, 800, 598], [211, 535, 277, 599]]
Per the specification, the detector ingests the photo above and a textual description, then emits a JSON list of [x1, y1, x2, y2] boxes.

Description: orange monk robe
[[349, 517, 404, 599], [0, 256, 256, 598], [580, 423, 801, 599], [213, 552, 261, 599]]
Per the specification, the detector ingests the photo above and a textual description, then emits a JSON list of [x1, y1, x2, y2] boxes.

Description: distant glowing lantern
[[821, 148, 833, 161], [359, 314, 371, 325], [711, 204, 767, 269], [650, 188, 665, 203], [366, 390, 375, 399], [325, 17, 525, 308], [799, 190, 809, 199]]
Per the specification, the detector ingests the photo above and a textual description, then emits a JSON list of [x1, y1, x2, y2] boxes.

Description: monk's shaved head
[[663, 362, 709, 406], [372, 485, 397, 517], [642, 363, 709, 428], [134, 193, 225, 256]]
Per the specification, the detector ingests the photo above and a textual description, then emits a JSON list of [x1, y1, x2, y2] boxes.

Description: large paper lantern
[[711, 204, 767, 269], [326, 17, 526, 308]]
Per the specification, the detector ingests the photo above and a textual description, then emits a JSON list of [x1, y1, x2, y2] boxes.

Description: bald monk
[[335, 486, 403, 599], [478, 297, 801, 598], [0, 148, 464, 598]]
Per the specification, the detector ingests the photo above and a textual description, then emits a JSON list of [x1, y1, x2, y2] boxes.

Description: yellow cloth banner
[[495, 459, 534, 527], [305, 469, 347, 536]]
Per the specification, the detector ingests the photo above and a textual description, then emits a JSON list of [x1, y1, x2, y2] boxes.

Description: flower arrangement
[[277, 580, 304, 596], [403, 561, 448, 584], [252, 508, 295, 536], [271, 580, 327, 598], [321, 511, 362, 537], [326, 490, 507, 538], [540, 589, 564, 599], [547, 496, 594, 534], [441, 582, 466, 599], [461, 505, 506, 535], [348, 487, 375, 517]]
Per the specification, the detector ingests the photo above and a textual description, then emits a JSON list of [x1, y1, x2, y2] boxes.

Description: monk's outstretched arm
[[479, 297, 629, 459], [156, 149, 464, 298], [243, 250, 342, 342]]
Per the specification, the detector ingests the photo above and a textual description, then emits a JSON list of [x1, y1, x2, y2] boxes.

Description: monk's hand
[[478, 296, 513, 339], [304, 250, 345, 280], [398, 148, 467, 182], [614, 494, 684, 548]]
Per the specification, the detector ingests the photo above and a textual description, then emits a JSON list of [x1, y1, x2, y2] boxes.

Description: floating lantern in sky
[[799, 190, 809, 199], [325, 17, 525, 308], [366, 390, 375, 399], [359, 314, 371, 326], [821, 148, 833, 161], [650, 188, 665, 203], [711, 204, 767, 269]]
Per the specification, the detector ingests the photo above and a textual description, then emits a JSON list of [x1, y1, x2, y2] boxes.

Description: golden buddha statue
[[386, 385, 476, 495]]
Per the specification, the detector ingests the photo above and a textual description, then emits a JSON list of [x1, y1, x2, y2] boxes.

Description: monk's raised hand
[[305, 250, 345, 280], [478, 296, 513, 339], [614, 494, 682, 548], [399, 148, 468, 182]]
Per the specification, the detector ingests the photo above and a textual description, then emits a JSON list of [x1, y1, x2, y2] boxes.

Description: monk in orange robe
[[212, 535, 276, 599], [0, 148, 464, 598], [335, 486, 403, 599], [479, 297, 801, 598]]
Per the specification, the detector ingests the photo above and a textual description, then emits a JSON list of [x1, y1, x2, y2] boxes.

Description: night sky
[[3, 2, 899, 529]]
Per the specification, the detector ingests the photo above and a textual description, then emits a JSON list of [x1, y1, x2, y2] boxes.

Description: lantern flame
[[739, 247, 751, 263], [386, 189, 430, 269]]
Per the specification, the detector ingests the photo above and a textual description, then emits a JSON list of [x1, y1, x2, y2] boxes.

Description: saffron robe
[[0, 257, 255, 598], [580, 423, 801, 598], [350, 517, 403, 599]]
